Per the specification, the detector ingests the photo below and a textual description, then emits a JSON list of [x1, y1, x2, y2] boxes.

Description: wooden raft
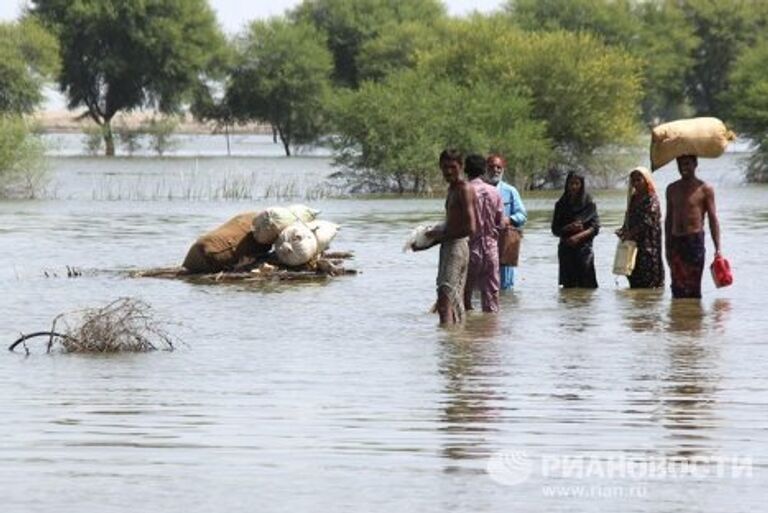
[[130, 251, 357, 284]]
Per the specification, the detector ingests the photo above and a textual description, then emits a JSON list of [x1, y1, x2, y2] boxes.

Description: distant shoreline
[[27, 110, 272, 135]]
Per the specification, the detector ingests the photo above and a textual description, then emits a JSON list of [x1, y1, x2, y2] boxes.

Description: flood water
[[1, 147, 767, 512]]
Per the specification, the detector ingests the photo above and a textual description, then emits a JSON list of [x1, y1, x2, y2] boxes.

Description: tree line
[[2, 0, 768, 197]]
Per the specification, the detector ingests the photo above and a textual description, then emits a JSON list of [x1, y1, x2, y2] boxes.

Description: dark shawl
[[551, 172, 600, 241], [551, 172, 600, 288]]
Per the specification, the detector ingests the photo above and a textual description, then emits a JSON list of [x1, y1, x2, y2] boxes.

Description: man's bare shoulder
[[455, 180, 475, 198], [666, 180, 680, 195], [451, 180, 470, 191], [447, 180, 472, 204]]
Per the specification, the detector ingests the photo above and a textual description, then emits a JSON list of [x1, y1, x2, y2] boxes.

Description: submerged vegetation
[[9, 298, 177, 354], [0, 115, 48, 198]]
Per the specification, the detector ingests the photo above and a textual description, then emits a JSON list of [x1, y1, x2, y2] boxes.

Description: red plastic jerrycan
[[710, 255, 733, 288]]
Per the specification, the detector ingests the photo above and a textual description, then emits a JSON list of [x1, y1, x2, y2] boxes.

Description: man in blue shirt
[[485, 154, 527, 289]]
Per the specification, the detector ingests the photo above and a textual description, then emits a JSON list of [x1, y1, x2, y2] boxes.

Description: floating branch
[[8, 331, 74, 352], [8, 298, 177, 353]]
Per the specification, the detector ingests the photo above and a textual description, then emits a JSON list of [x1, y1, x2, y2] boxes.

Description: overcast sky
[[1, 0, 504, 34]]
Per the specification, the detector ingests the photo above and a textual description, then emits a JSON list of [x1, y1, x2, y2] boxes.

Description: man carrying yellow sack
[[665, 155, 722, 298]]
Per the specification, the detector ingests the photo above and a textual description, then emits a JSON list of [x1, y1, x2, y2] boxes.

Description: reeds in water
[[82, 171, 336, 201]]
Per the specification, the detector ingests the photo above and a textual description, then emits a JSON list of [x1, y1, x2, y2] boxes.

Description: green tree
[[634, 1, 698, 121], [0, 19, 59, 114], [146, 116, 179, 156], [115, 121, 142, 156], [727, 38, 768, 182], [0, 115, 47, 198], [190, 82, 237, 156], [82, 124, 105, 155], [356, 20, 446, 83], [189, 40, 238, 155], [226, 19, 333, 156], [291, 0, 446, 88], [420, 19, 643, 161], [30, 0, 226, 156], [506, 0, 637, 46], [0, 20, 57, 198], [506, 0, 697, 122], [330, 69, 551, 193], [679, 0, 768, 116]]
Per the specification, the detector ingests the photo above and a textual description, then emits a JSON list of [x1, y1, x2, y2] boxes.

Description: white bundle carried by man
[[403, 222, 445, 252], [252, 204, 320, 245], [274, 220, 339, 267], [650, 117, 736, 171]]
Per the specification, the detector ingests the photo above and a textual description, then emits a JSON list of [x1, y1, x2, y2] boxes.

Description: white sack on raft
[[274, 222, 318, 267], [307, 220, 339, 253], [252, 204, 320, 245]]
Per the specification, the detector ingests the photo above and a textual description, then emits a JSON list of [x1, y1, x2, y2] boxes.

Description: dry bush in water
[[9, 298, 177, 354]]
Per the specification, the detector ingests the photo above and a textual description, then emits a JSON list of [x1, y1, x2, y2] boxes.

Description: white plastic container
[[613, 240, 638, 276]]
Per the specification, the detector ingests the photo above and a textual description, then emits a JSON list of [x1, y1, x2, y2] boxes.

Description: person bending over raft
[[551, 171, 600, 288], [616, 166, 664, 288]]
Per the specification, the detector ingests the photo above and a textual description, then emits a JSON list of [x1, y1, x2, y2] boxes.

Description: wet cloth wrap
[[669, 231, 705, 298], [551, 172, 600, 288], [437, 237, 469, 322], [467, 177, 503, 312]]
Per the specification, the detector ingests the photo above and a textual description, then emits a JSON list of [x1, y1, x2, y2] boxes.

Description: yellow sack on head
[[650, 117, 735, 171]]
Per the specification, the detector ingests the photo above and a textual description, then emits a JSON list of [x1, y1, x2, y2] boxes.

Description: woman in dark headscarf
[[551, 172, 600, 288]]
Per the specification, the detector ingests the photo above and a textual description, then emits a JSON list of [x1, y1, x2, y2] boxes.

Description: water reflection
[[710, 298, 732, 334], [666, 299, 706, 335], [664, 298, 732, 335], [437, 315, 506, 467], [617, 289, 665, 333], [557, 289, 598, 333], [660, 302, 722, 459]]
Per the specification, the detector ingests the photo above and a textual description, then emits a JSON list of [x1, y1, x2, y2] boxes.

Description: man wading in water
[[427, 149, 476, 324], [665, 155, 722, 298], [463, 153, 504, 313]]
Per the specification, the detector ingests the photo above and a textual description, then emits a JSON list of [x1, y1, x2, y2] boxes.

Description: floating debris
[[132, 251, 357, 284], [9, 298, 177, 354], [42, 266, 87, 278]]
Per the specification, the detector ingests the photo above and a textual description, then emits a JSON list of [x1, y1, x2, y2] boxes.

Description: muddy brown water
[[1, 151, 766, 512]]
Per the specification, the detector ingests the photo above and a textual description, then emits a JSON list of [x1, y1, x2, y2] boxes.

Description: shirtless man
[[665, 155, 721, 298], [428, 149, 476, 324]]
